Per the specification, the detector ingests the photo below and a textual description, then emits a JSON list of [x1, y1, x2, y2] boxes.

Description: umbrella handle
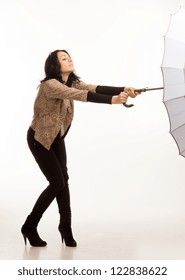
[[123, 102, 134, 108], [123, 88, 143, 108], [123, 87, 164, 108]]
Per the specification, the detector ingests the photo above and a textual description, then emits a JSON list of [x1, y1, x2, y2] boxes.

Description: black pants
[[27, 127, 70, 218]]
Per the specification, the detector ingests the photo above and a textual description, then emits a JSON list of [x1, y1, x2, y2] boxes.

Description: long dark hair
[[41, 49, 80, 87]]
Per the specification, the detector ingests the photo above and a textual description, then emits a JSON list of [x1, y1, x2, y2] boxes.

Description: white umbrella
[[161, 7, 185, 157]]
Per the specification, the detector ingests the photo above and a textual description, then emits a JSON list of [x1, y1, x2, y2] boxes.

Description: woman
[[21, 49, 139, 247]]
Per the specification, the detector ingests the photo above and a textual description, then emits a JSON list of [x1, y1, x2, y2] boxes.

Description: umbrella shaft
[[135, 87, 164, 92]]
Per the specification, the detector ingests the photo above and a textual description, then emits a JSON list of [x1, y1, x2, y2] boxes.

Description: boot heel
[[59, 226, 77, 247], [22, 233, 27, 245]]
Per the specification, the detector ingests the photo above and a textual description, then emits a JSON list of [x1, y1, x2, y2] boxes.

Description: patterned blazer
[[31, 79, 96, 150]]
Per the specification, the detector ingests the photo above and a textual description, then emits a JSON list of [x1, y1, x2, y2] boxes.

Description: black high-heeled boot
[[21, 214, 47, 247], [58, 224, 77, 247], [58, 209, 77, 247]]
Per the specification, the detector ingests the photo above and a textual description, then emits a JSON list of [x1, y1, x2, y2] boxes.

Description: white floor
[[1, 218, 185, 260]]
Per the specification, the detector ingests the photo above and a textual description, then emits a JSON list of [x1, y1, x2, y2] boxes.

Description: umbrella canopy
[[161, 7, 185, 157]]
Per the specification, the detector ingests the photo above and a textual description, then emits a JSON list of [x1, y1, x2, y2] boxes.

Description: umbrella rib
[[162, 66, 185, 70], [171, 123, 185, 133], [165, 95, 185, 100], [163, 36, 185, 48], [164, 96, 185, 103]]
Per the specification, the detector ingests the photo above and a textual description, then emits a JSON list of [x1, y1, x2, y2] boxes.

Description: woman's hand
[[124, 87, 139, 98], [111, 92, 128, 104]]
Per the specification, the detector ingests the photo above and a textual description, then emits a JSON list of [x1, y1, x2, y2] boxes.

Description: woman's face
[[57, 51, 74, 74]]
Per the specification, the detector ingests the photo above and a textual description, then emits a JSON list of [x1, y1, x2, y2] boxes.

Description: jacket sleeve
[[72, 80, 97, 92], [45, 79, 88, 102]]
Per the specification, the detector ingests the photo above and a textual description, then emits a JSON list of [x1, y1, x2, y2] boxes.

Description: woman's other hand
[[111, 92, 128, 104]]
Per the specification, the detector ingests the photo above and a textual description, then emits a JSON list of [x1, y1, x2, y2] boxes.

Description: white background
[[1, 0, 185, 261]]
